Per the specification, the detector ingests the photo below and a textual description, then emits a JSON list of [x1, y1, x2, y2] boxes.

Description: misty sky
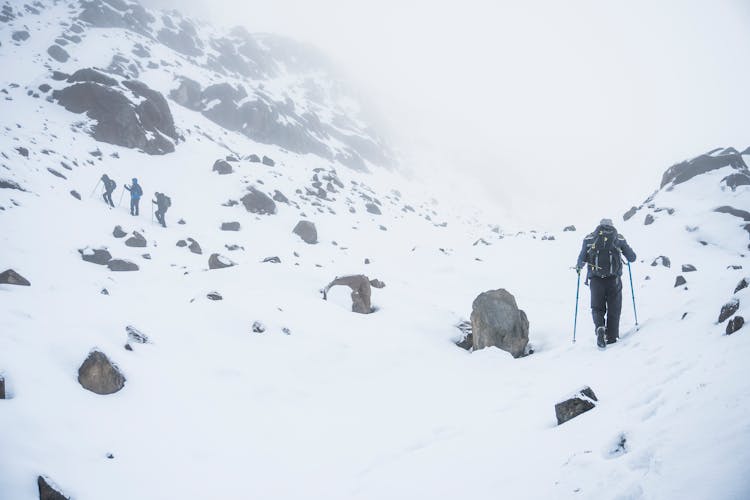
[[145, 0, 750, 227]]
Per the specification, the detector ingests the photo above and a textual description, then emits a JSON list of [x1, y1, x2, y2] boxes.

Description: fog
[[145, 0, 750, 227]]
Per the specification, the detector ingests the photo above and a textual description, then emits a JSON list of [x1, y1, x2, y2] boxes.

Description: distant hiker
[[101, 174, 116, 207], [124, 178, 143, 216], [576, 218, 636, 348], [152, 192, 171, 228]]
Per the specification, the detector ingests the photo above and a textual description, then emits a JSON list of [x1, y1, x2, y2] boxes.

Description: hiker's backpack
[[586, 226, 621, 277], [164, 195, 171, 208], [108, 179, 116, 191]]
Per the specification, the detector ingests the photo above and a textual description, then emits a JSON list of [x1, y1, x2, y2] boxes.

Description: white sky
[[145, 0, 750, 227]]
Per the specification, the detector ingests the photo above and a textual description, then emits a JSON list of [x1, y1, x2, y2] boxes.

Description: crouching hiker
[[153, 192, 171, 228], [576, 218, 636, 349]]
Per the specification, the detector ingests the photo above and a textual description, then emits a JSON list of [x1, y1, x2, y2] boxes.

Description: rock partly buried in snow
[[263, 256, 281, 264], [176, 240, 187, 247], [212, 159, 233, 174], [125, 231, 147, 247], [661, 149, 748, 188], [221, 221, 240, 231], [455, 321, 473, 351], [47, 44, 69, 62], [681, 264, 697, 272], [369, 279, 386, 289], [207, 292, 223, 301], [273, 190, 289, 204], [293, 220, 317, 244], [365, 202, 381, 215], [623, 206, 638, 221], [38, 475, 69, 500], [126, 325, 149, 344], [187, 238, 202, 254], [80, 247, 112, 265], [651, 256, 671, 268], [113, 225, 126, 238], [563, 225, 576, 232], [208, 253, 235, 270], [70, 190, 81, 200], [735, 277, 749, 294], [241, 187, 276, 215], [322, 275, 373, 314], [0, 375, 5, 399], [0, 269, 30, 286], [107, 259, 139, 272], [644, 214, 655, 225], [471, 289, 529, 358], [262, 155, 275, 166], [726, 316, 744, 335], [674, 275, 687, 287], [78, 350, 126, 395], [719, 299, 740, 323], [554, 386, 598, 425]]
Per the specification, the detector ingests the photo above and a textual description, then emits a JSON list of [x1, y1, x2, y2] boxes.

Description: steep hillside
[[1, 2, 750, 500]]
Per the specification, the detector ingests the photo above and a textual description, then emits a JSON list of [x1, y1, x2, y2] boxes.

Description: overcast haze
[[146, 0, 750, 226]]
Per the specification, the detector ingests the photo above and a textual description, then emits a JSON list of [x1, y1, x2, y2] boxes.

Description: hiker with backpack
[[100, 174, 116, 207], [153, 192, 171, 228], [576, 218, 637, 348], [124, 178, 143, 216]]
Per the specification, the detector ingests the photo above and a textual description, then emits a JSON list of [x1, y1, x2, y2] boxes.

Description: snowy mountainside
[[2, 2, 750, 499]]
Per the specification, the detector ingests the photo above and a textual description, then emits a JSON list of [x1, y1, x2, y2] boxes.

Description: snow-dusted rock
[[0, 269, 30, 286], [735, 277, 749, 294], [262, 155, 275, 166], [681, 264, 697, 272], [293, 220, 317, 244], [37, 475, 69, 500], [726, 316, 744, 335], [47, 44, 69, 62], [322, 275, 373, 314], [79, 247, 112, 265], [125, 231, 147, 247], [187, 238, 202, 255], [125, 325, 149, 344], [471, 289, 529, 358], [241, 187, 276, 215], [77, 350, 126, 395], [674, 275, 687, 287], [651, 255, 671, 268], [554, 386, 598, 425], [563, 225, 576, 232], [208, 253, 235, 270], [212, 159, 233, 175], [221, 222, 240, 231], [661, 150, 748, 188], [719, 299, 740, 323], [0, 375, 5, 399], [113, 225, 126, 238]]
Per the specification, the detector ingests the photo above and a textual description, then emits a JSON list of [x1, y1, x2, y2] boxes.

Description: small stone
[[681, 264, 697, 273], [142, 253, 151, 260], [555, 386, 598, 425], [0, 269, 30, 286], [282, 327, 291, 335], [124, 344, 133, 351], [80, 247, 112, 265], [101, 288, 109, 295], [212, 159, 233, 175], [221, 222, 240, 231], [369, 279, 386, 289], [365, 203, 381, 215], [208, 253, 235, 270], [726, 316, 744, 335], [126, 325, 149, 344], [0, 375, 5, 399], [113, 225, 126, 238], [176, 240, 187, 247], [207, 292, 223, 301], [364, 258, 370, 264], [651, 256, 671, 268], [563, 225, 576, 232], [252, 321, 266, 333], [187, 238, 202, 255], [674, 275, 686, 287], [263, 256, 281, 264], [178, 218, 186, 225], [293, 220, 318, 244], [106, 453, 115, 459], [734, 277, 749, 294], [644, 214, 654, 225], [69, 190, 81, 200], [262, 155, 275, 166]]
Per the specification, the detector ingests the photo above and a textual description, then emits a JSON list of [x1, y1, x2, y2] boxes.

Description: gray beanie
[[599, 218, 614, 227]]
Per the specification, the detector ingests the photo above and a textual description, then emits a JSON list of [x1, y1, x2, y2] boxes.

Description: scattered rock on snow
[[125, 325, 149, 344], [77, 350, 126, 395], [734, 277, 749, 294], [644, 214, 655, 225], [38, 475, 69, 500], [563, 225, 576, 232], [365, 202, 381, 215], [726, 316, 744, 335], [471, 289, 529, 358], [322, 275, 373, 314], [0, 375, 5, 399], [455, 321, 473, 351], [187, 238, 202, 255], [719, 299, 740, 323], [0, 269, 30, 286], [623, 206, 638, 221], [107, 259, 139, 272], [212, 159, 233, 175], [176, 240, 187, 247], [293, 220, 318, 244], [263, 256, 281, 264], [262, 155, 275, 166], [207, 292, 223, 301], [273, 190, 289, 203], [554, 386, 598, 425], [125, 231, 147, 247], [369, 279, 386, 289], [252, 321, 266, 333], [208, 253, 235, 270], [113, 225, 127, 238], [221, 222, 240, 231], [674, 275, 687, 287], [681, 264, 697, 272], [80, 247, 112, 265], [241, 187, 276, 215], [69, 190, 81, 200], [47, 44, 69, 62], [651, 256, 671, 268]]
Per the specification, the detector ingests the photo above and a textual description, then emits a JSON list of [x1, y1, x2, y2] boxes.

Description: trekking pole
[[627, 261, 639, 327], [151, 201, 154, 223], [573, 270, 581, 343], [118, 189, 125, 207], [89, 180, 101, 198]]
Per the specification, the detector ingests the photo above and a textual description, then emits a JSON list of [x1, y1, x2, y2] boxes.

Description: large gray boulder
[[212, 159, 233, 175], [554, 386, 598, 425], [241, 187, 276, 215], [471, 289, 529, 357], [77, 350, 126, 395], [293, 220, 317, 244], [0, 269, 30, 286], [322, 275, 373, 314], [38, 475, 69, 500]]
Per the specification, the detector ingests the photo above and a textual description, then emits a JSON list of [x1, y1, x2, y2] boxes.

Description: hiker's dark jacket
[[577, 225, 636, 279], [125, 183, 142, 199]]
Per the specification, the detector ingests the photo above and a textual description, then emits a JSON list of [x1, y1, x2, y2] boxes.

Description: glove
[[575, 265, 582, 275]]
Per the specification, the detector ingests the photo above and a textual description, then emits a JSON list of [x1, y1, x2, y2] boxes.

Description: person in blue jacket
[[124, 178, 143, 216], [576, 218, 637, 348]]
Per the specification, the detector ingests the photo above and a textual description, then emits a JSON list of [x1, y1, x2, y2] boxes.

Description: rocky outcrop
[[292, 220, 317, 244], [661, 149, 748, 188], [554, 387, 598, 425], [208, 253, 235, 270], [78, 350, 126, 395], [470, 289, 529, 358], [80, 247, 112, 265], [241, 187, 276, 215], [0, 269, 30, 286], [38, 475, 69, 500], [322, 275, 373, 314]]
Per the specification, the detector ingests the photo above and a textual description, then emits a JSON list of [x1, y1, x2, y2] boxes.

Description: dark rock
[[623, 206, 637, 221], [38, 476, 69, 500], [70, 190, 81, 200], [80, 247, 112, 265], [555, 387, 598, 425], [726, 316, 744, 335], [125, 325, 148, 344], [734, 277, 749, 294], [364, 258, 371, 265], [563, 225, 576, 232], [322, 275, 373, 314], [39, 83, 52, 93], [176, 240, 187, 247], [67, 68, 118, 86], [248, 154, 260, 162], [263, 256, 281, 263], [369, 279, 386, 289], [51, 71, 69, 81], [78, 350, 125, 395], [169, 77, 202, 110], [113, 225, 126, 238], [272, 190, 288, 203], [178, 219, 186, 225], [12, 30, 30, 42], [187, 238, 202, 255], [644, 214, 654, 225], [101, 288, 109, 295], [47, 168, 67, 179], [221, 222, 240, 231], [225, 244, 243, 251], [141, 253, 151, 260], [455, 321, 473, 351], [651, 256, 671, 268], [241, 187, 276, 215], [714, 206, 750, 221], [661, 150, 748, 188], [722, 172, 750, 190], [207, 292, 223, 301], [16, 147, 29, 157], [262, 155, 275, 166], [681, 264, 697, 272], [124, 343, 132, 351], [125, 231, 147, 247], [252, 321, 266, 333], [47, 44, 69, 62], [121, 79, 178, 140], [293, 220, 317, 244], [208, 253, 235, 270], [108, 259, 139, 271], [212, 159, 233, 175], [0, 178, 25, 190], [0, 269, 30, 286], [365, 202, 381, 215], [471, 289, 529, 358], [0, 375, 4, 399], [719, 299, 740, 323], [674, 275, 686, 287]]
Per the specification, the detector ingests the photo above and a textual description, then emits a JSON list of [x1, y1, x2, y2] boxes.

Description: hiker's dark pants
[[130, 198, 140, 216], [589, 275, 622, 341], [103, 190, 114, 207], [155, 209, 166, 227]]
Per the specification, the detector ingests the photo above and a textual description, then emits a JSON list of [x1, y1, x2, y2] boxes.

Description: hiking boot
[[596, 327, 606, 348], [606, 338, 617, 345]]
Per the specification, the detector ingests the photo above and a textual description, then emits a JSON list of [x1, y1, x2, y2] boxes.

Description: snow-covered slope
[[2, 2, 750, 499]]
